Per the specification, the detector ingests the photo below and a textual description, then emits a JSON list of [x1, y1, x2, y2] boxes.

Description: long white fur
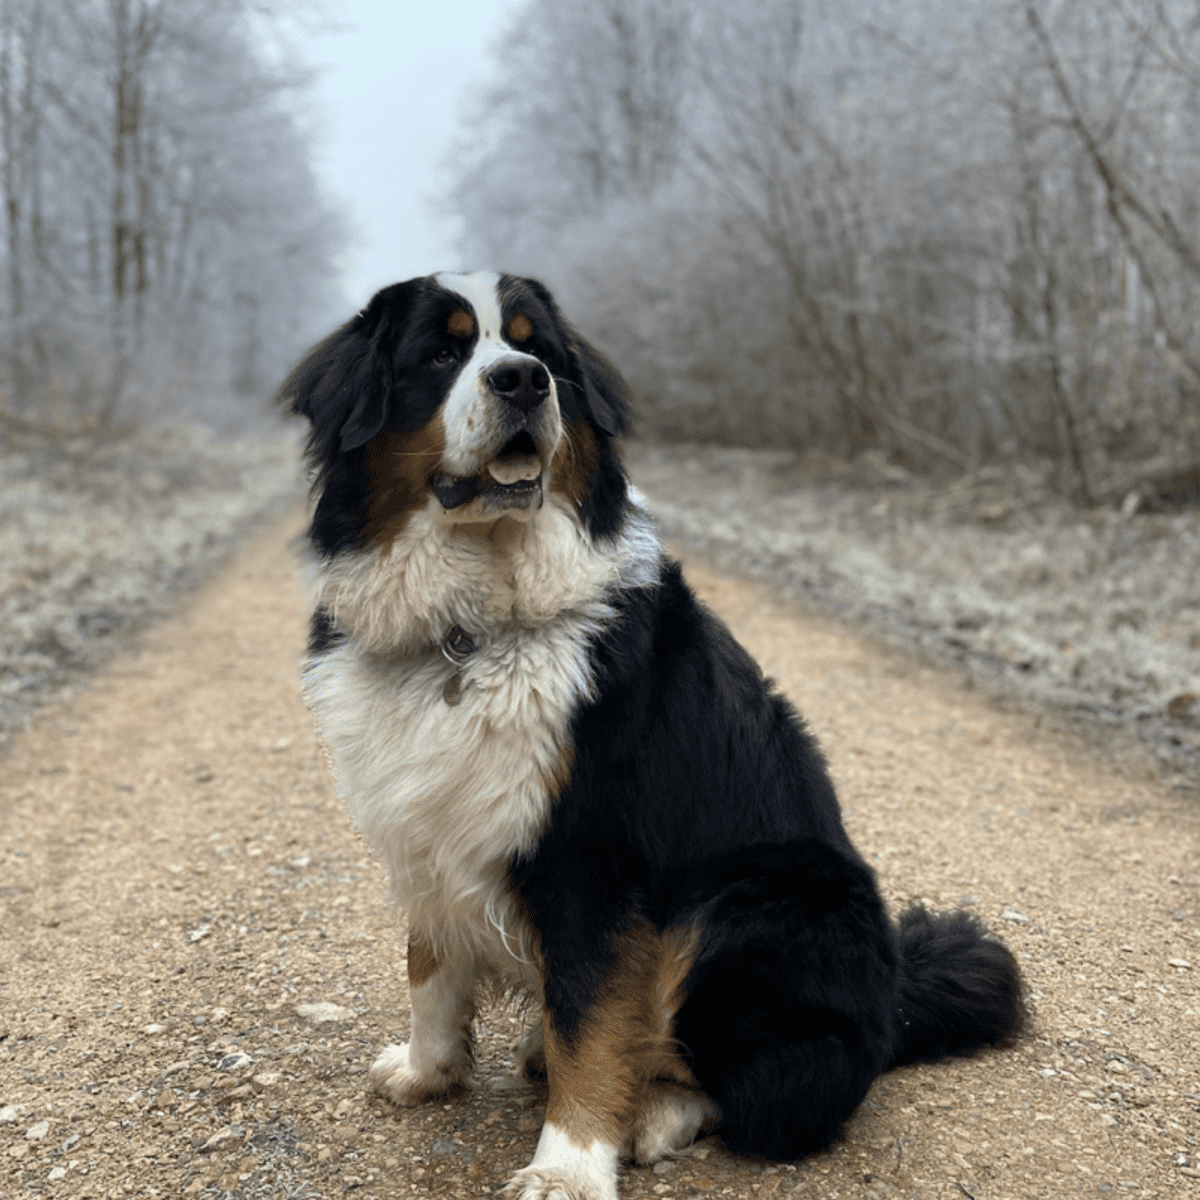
[[306, 491, 659, 968]]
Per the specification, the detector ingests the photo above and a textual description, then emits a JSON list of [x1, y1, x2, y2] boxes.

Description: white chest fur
[[303, 491, 661, 975]]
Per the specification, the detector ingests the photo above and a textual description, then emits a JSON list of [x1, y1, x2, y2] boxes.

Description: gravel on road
[[1, 509, 1197, 1199]]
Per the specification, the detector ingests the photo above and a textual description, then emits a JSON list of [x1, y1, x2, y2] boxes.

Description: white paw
[[630, 1084, 721, 1165], [502, 1166, 613, 1200], [506, 1123, 619, 1200], [368, 1042, 470, 1106]]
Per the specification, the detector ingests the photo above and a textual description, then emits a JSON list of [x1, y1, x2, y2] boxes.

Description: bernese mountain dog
[[280, 272, 1025, 1200]]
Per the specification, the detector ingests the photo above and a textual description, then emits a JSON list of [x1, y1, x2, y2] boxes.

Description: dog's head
[[280, 272, 631, 556]]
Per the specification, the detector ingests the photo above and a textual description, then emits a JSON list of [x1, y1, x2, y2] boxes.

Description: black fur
[[307, 608, 343, 657], [511, 564, 1026, 1160]]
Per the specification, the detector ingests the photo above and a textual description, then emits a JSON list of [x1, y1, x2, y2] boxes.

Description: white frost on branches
[[446, 0, 1200, 493]]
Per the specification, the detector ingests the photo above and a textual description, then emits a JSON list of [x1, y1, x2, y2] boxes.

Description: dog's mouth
[[430, 431, 545, 514]]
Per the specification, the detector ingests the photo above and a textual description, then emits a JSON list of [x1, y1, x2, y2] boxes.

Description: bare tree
[[446, 0, 1200, 490], [0, 0, 345, 436]]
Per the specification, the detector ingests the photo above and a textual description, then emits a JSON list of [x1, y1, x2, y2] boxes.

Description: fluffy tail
[[889, 905, 1026, 1069]]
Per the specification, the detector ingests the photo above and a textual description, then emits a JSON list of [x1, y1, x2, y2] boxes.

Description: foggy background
[[1, 0, 1198, 766]]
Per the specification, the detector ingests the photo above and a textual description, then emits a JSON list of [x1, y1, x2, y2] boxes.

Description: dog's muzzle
[[431, 356, 557, 516]]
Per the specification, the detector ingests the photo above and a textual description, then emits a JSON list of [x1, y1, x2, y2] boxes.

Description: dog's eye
[[432, 349, 454, 366]]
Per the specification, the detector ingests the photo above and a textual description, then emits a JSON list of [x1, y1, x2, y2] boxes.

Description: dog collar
[[440, 624, 477, 706]]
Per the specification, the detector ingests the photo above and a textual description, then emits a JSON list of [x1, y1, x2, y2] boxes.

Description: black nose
[[486, 358, 551, 414]]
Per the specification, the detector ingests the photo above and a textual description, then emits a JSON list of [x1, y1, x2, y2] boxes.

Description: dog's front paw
[[368, 1042, 470, 1106], [505, 1125, 619, 1200], [502, 1166, 614, 1200]]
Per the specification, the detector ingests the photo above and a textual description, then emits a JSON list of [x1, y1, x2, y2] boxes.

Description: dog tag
[[443, 670, 464, 706], [440, 624, 476, 707]]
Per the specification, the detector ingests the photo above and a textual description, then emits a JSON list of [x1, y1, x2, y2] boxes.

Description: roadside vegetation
[[449, 0, 1200, 507]]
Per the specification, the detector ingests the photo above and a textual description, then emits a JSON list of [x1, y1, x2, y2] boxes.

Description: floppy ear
[[278, 282, 413, 453], [567, 330, 631, 438]]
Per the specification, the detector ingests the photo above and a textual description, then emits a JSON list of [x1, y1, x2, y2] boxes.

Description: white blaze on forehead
[[434, 271, 504, 342], [433, 271, 560, 479]]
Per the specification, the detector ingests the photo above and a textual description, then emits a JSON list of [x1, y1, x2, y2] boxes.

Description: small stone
[[1167, 958, 1191, 970], [188, 925, 211, 943], [250, 1072, 282, 1091], [48, 1166, 67, 1182], [1001, 909, 1029, 923], [144, 1023, 166, 1034], [293, 1001, 354, 1025], [432, 1137, 459, 1155], [199, 1126, 237, 1152], [26, 1120, 50, 1141], [217, 1052, 254, 1073], [62, 1134, 80, 1152], [0, 1106, 18, 1123], [653, 1159, 676, 1174]]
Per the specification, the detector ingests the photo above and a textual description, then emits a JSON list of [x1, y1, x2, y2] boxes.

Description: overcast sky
[[302, 0, 515, 314]]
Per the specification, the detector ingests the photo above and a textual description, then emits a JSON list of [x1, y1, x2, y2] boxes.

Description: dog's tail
[[888, 905, 1026, 1069]]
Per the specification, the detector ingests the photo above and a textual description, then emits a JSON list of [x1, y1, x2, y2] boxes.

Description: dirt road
[[2, 510, 1198, 1199]]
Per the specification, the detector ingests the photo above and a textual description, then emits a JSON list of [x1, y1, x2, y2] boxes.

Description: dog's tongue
[[430, 472, 480, 510], [486, 455, 542, 485]]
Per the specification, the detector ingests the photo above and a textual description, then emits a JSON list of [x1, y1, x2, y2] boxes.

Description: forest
[[450, 0, 1200, 500], [0, 0, 342, 437]]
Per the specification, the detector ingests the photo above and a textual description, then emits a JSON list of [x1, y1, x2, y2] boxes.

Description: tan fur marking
[[542, 920, 703, 1149], [447, 308, 475, 338], [549, 418, 599, 513], [507, 313, 533, 343], [362, 417, 445, 547], [407, 938, 439, 989], [539, 745, 575, 800]]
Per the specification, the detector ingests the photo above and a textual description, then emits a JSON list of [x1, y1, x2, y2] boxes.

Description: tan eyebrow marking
[[507, 313, 533, 343], [447, 309, 475, 338]]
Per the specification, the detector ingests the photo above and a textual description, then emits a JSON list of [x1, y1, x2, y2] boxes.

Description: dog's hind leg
[[369, 936, 476, 1106], [672, 841, 897, 1160]]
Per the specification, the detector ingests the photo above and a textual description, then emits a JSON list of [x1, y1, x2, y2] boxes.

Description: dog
[[280, 272, 1025, 1200]]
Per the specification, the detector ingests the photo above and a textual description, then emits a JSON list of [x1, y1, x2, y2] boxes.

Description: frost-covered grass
[[0, 420, 306, 746], [628, 442, 1200, 776]]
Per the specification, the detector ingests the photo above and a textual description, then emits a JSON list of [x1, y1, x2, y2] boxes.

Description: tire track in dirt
[[1, 509, 1197, 1199]]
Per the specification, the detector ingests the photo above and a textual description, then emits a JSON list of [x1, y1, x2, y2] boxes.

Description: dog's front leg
[[504, 1002, 633, 1200], [369, 936, 476, 1105]]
